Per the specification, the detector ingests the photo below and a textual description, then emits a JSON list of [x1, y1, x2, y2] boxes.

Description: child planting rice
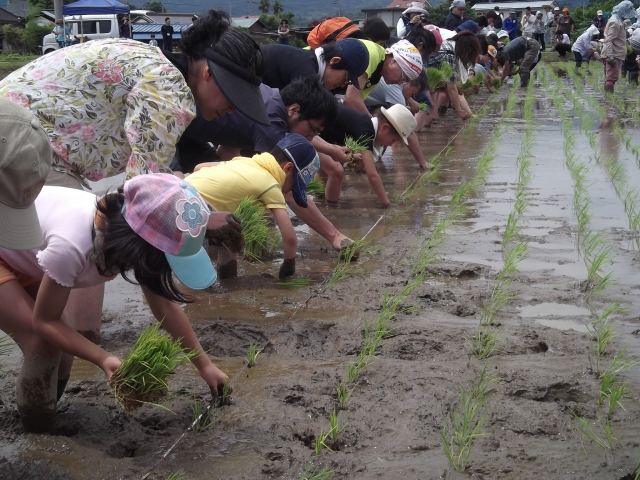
[[0, 174, 242, 431], [188, 134, 320, 279], [318, 104, 417, 208]]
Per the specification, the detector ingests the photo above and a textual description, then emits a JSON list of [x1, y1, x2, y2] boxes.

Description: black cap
[[204, 48, 270, 126]]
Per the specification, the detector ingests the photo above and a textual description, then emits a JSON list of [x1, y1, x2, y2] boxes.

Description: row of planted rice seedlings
[[544, 65, 638, 461], [310, 89, 513, 475]]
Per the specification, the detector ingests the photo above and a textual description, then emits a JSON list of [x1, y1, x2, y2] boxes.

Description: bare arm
[[361, 150, 390, 207], [312, 136, 349, 164], [406, 131, 428, 169], [32, 276, 120, 377], [270, 207, 297, 260], [445, 82, 470, 120], [344, 74, 371, 115], [141, 286, 228, 392]]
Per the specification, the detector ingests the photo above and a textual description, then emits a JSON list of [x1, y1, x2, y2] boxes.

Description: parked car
[[42, 14, 120, 55]]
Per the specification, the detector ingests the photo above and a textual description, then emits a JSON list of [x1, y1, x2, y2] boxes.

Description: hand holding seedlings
[[205, 213, 244, 253]]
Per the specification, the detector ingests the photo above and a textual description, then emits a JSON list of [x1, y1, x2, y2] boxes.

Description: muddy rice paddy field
[[1, 61, 640, 479]]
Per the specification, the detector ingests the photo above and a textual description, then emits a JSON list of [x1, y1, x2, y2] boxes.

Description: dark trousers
[[573, 51, 589, 67], [555, 43, 571, 57], [533, 32, 545, 51]]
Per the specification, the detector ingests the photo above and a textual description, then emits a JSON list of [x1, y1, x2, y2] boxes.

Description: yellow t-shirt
[[186, 153, 287, 212], [359, 39, 387, 99]]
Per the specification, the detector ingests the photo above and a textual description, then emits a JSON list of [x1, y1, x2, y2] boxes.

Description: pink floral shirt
[[0, 39, 196, 181]]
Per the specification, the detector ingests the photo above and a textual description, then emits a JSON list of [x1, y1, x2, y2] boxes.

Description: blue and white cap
[[277, 134, 320, 208]]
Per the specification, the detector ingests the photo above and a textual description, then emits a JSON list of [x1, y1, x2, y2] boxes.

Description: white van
[[42, 14, 120, 55]]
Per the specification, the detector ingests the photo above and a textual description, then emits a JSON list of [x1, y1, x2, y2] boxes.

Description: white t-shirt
[[559, 33, 571, 45], [0, 187, 104, 288], [522, 13, 536, 33]]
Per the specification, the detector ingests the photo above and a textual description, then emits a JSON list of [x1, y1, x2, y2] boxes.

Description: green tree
[[280, 11, 295, 26], [272, 0, 283, 15], [144, 1, 166, 12], [24, 20, 52, 52], [2, 24, 28, 54], [258, 0, 271, 14]]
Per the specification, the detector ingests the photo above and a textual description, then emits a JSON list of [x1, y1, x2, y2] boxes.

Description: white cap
[[597, 10, 603, 15], [380, 105, 417, 145], [450, 0, 465, 10]]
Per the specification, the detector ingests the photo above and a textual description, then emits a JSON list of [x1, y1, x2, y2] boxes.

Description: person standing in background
[[601, 1, 636, 91], [533, 10, 546, 51], [119, 17, 131, 39], [161, 17, 174, 52], [149, 34, 158, 47], [557, 8, 575, 37], [521, 7, 536, 38], [593, 10, 607, 39], [504, 9, 518, 41], [493, 6, 504, 29], [278, 19, 290, 44], [444, 0, 466, 31]]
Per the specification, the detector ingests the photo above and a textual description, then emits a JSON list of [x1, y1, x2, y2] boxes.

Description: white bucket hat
[[403, 1, 428, 15], [450, 0, 465, 11], [380, 105, 417, 145]]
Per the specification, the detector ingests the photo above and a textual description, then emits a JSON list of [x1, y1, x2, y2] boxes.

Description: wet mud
[[1, 66, 640, 479]]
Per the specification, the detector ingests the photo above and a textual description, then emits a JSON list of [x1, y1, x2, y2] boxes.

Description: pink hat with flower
[[123, 173, 216, 289]]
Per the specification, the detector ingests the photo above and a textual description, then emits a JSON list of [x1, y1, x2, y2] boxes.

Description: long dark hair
[[181, 9, 265, 78], [450, 30, 482, 68], [406, 28, 438, 56], [97, 189, 190, 304]]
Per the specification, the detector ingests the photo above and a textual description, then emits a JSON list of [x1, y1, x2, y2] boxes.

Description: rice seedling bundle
[[343, 135, 372, 172], [426, 63, 454, 91], [234, 197, 280, 261], [306, 177, 325, 197], [109, 324, 198, 413]]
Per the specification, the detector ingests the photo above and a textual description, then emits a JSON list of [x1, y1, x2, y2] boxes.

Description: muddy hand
[[211, 382, 233, 406], [206, 213, 244, 253], [279, 258, 296, 278]]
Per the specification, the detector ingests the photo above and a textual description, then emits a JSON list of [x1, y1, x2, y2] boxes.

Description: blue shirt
[[504, 17, 518, 40]]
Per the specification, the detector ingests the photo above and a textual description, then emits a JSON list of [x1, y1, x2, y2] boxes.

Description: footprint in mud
[[106, 439, 141, 458], [194, 321, 270, 357]]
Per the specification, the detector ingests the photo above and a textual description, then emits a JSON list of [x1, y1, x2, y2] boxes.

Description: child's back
[[187, 153, 287, 213]]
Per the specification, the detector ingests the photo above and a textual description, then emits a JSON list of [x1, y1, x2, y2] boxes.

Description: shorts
[[0, 259, 39, 288]]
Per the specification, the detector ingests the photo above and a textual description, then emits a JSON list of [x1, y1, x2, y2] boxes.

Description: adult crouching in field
[[0, 9, 269, 412], [601, 1, 637, 92], [497, 36, 541, 88], [572, 26, 599, 68]]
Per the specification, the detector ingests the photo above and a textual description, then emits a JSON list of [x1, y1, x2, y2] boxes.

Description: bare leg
[[406, 131, 431, 169], [0, 280, 60, 432]]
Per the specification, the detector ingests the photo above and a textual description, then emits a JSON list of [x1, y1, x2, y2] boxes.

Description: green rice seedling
[[589, 320, 619, 374], [426, 63, 454, 90], [491, 77, 502, 89], [167, 472, 185, 480], [109, 323, 198, 413], [336, 381, 356, 409], [277, 277, 313, 288], [329, 408, 346, 447], [300, 465, 335, 480], [574, 415, 614, 451], [468, 362, 496, 401], [220, 380, 231, 406], [314, 428, 333, 455], [191, 399, 218, 433], [586, 247, 613, 288], [599, 368, 616, 405], [306, 178, 325, 197], [441, 387, 488, 472], [234, 197, 280, 261], [593, 301, 625, 326], [600, 346, 640, 379], [346, 360, 362, 384], [246, 343, 263, 368], [466, 325, 501, 359], [343, 135, 372, 171], [606, 382, 626, 417]]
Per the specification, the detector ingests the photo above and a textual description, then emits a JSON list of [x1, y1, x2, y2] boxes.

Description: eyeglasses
[[306, 119, 324, 136]]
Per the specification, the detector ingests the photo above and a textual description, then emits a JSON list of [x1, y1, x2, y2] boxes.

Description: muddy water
[[2, 69, 640, 479]]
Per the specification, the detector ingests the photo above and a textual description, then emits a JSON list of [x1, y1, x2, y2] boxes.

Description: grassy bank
[[0, 53, 39, 75]]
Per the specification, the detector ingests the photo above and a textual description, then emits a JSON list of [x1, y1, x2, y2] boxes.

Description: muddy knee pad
[[520, 72, 531, 87], [604, 81, 615, 92], [17, 350, 62, 433]]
